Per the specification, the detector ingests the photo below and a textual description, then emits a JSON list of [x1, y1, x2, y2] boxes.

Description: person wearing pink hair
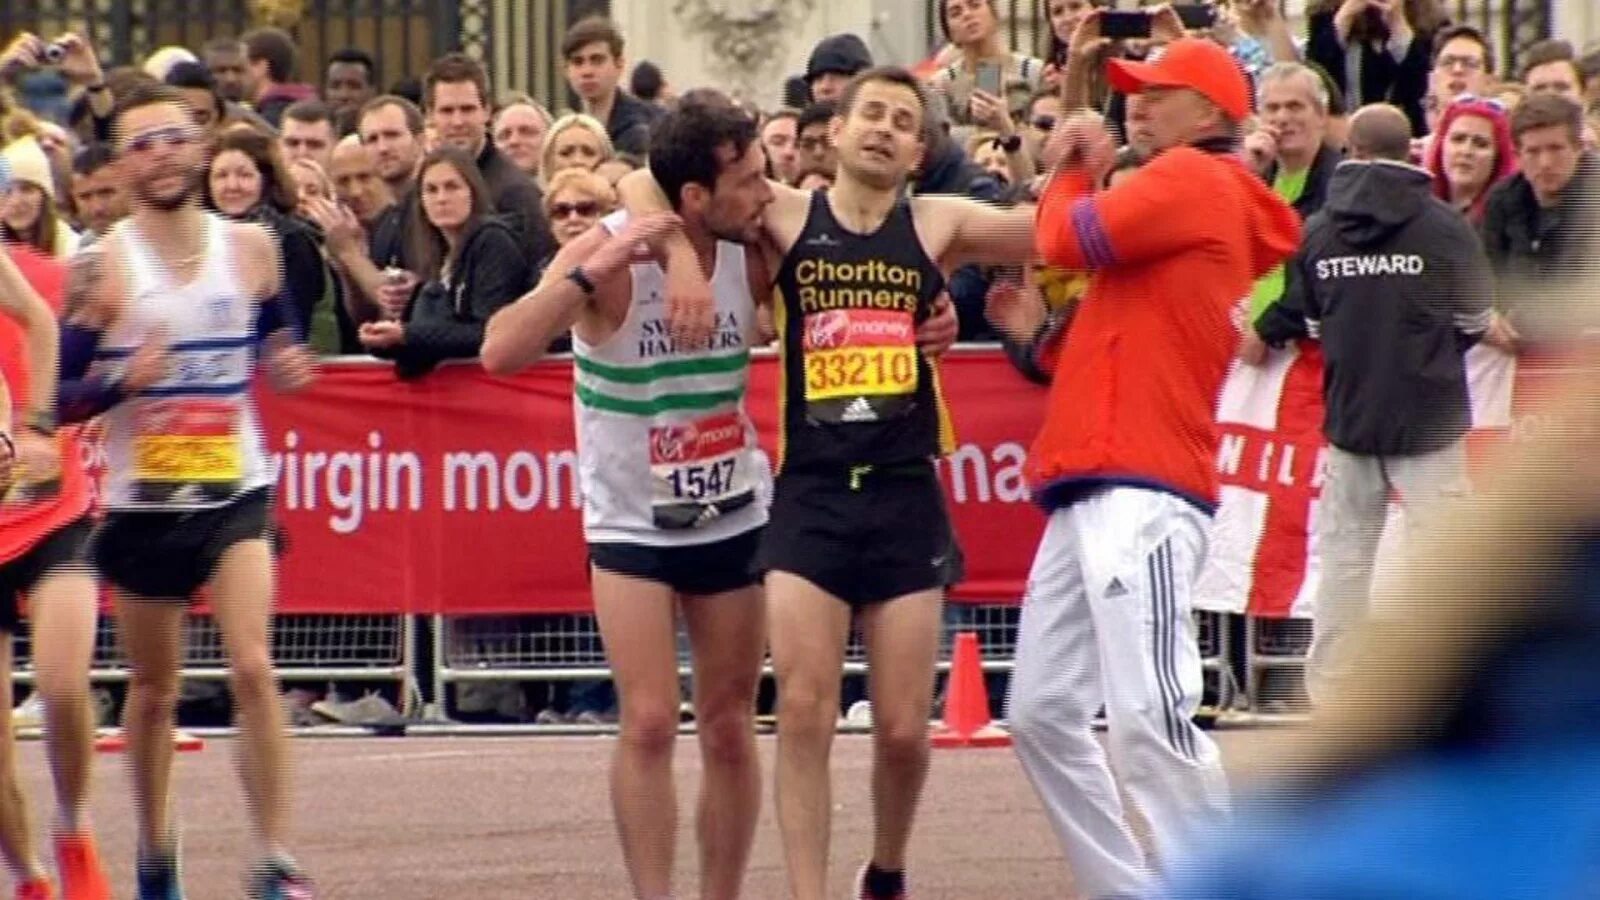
[[1426, 94, 1518, 224]]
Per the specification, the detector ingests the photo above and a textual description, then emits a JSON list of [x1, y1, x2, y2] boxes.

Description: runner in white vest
[[63, 82, 316, 900], [482, 98, 773, 900]]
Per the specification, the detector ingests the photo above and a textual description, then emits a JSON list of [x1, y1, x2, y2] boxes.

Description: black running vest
[[772, 191, 949, 472]]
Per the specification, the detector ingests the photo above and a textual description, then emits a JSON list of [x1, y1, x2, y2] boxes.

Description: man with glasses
[[1431, 25, 1495, 109], [61, 82, 317, 900], [795, 101, 838, 181], [1022, 88, 1064, 173]]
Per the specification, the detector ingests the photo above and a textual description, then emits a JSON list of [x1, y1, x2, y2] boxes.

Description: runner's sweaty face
[[832, 80, 925, 190], [116, 102, 203, 212], [700, 139, 775, 245]]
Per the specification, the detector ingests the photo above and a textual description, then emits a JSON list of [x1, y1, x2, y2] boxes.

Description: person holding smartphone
[[929, 0, 1045, 134]]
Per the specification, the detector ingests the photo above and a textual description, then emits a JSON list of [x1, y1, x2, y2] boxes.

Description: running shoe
[[53, 832, 111, 900], [247, 856, 315, 900], [855, 864, 909, 900], [135, 840, 184, 900], [15, 878, 54, 900]]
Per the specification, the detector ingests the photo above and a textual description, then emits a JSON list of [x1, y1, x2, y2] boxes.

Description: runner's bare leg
[[858, 589, 943, 871], [0, 638, 45, 881], [29, 569, 100, 830], [208, 539, 291, 851], [118, 596, 186, 852], [682, 586, 765, 900], [768, 571, 854, 900], [592, 568, 682, 898]]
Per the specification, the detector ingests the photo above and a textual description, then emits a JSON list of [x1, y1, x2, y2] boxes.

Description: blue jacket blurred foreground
[[1160, 538, 1600, 900]]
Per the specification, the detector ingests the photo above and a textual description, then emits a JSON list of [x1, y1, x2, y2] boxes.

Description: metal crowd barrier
[[432, 607, 1240, 721], [11, 613, 416, 699]]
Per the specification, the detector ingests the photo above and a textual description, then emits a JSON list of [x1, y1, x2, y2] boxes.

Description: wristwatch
[[566, 266, 596, 296]]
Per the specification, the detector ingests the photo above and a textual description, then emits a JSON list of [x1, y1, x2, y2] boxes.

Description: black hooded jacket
[[1256, 161, 1493, 456]]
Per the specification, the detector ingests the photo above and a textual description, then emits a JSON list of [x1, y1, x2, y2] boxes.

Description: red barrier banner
[[256, 351, 1050, 615]]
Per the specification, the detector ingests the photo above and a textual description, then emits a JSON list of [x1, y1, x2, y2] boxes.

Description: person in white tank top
[[482, 98, 776, 900], [65, 82, 318, 900]]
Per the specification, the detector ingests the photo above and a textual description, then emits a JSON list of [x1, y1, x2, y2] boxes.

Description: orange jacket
[[1031, 144, 1301, 513]]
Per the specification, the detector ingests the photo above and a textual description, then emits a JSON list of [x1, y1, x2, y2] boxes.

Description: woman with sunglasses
[[1426, 94, 1517, 225], [358, 147, 531, 378]]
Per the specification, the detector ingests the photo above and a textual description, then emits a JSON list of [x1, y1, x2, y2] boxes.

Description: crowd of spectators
[[3, 0, 1599, 721]]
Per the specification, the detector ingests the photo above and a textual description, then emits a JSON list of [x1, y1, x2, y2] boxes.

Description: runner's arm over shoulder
[[917, 194, 1037, 270], [481, 231, 605, 375], [0, 249, 59, 426]]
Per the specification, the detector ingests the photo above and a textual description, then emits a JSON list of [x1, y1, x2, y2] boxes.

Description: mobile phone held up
[[1099, 11, 1152, 40], [975, 60, 1004, 98], [1174, 3, 1218, 30]]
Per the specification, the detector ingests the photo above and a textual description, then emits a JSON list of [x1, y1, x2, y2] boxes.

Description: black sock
[[865, 863, 905, 898]]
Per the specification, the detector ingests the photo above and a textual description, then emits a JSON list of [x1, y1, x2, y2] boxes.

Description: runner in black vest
[[619, 66, 1035, 900]]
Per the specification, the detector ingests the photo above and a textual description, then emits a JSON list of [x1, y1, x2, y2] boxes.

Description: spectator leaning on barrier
[[563, 17, 658, 159], [1254, 104, 1495, 707], [1481, 93, 1600, 346], [359, 146, 530, 378], [242, 26, 317, 129], [1306, 0, 1441, 137], [1239, 62, 1343, 344], [206, 125, 352, 353]]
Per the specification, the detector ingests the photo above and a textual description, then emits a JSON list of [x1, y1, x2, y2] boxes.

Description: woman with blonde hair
[[539, 113, 615, 186]]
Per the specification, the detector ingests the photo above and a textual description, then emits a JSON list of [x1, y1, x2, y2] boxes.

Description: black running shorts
[[91, 489, 272, 600], [589, 526, 764, 597], [0, 517, 93, 632], [758, 462, 964, 607]]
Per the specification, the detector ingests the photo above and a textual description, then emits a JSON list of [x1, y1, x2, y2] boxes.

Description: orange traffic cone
[[94, 730, 205, 753], [931, 631, 1011, 749]]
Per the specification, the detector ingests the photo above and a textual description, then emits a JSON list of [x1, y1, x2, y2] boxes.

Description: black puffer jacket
[[385, 218, 531, 378], [1257, 160, 1493, 456]]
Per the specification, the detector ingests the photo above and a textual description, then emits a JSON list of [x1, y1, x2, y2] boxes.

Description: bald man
[[1255, 101, 1496, 706], [328, 134, 393, 228], [1346, 103, 1416, 162]]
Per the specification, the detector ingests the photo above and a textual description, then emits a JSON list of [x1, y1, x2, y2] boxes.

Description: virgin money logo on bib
[[649, 412, 746, 465], [806, 310, 851, 350]]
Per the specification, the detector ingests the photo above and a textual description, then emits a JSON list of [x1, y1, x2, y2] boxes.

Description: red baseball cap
[[1107, 38, 1252, 122]]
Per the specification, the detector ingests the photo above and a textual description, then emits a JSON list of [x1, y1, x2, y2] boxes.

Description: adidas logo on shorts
[[841, 397, 877, 422]]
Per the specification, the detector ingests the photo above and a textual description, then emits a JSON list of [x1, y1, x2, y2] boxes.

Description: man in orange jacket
[[992, 38, 1302, 897]]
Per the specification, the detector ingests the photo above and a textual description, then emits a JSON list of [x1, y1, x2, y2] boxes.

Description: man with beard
[[619, 68, 1034, 900], [482, 97, 772, 900], [60, 82, 316, 900]]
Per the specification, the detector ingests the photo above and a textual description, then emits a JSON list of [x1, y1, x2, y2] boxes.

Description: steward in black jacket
[[1256, 159, 1493, 456]]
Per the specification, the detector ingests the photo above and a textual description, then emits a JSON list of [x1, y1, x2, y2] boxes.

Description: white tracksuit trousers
[[1008, 486, 1230, 899]]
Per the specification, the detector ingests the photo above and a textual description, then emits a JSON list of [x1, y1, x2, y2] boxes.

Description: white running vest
[[90, 214, 271, 511], [573, 211, 770, 546]]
